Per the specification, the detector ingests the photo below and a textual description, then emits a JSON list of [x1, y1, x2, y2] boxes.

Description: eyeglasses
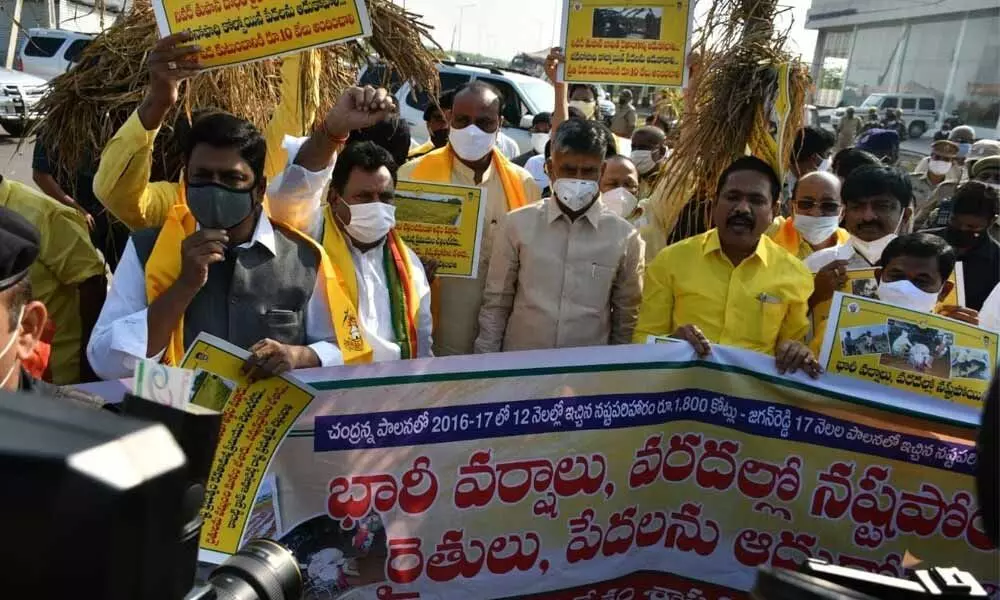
[[795, 199, 842, 216]]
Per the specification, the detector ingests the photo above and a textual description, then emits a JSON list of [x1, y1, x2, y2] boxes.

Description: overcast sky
[[392, 0, 818, 63]]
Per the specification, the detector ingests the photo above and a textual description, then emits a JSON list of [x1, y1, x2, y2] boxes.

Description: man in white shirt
[[268, 138, 432, 362], [87, 112, 345, 380]]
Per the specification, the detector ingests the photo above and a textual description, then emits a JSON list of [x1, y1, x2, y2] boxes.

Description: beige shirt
[[474, 196, 645, 353], [398, 154, 540, 356]]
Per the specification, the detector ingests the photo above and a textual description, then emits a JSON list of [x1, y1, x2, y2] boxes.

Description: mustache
[[726, 213, 755, 227]]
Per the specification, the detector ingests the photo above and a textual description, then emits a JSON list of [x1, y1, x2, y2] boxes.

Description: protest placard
[[151, 0, 372, 70], [201, 343, 995, 598], [394, 180, 487, 279], [559, 0, 694, 87], [179, 333, 316, 561], [819, 292, 998, 407]]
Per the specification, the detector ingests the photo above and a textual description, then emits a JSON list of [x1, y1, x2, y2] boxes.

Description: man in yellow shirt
[[0, 175, 106, 384], [92, 33, 315, 231], [634, 156, 820, 377], [397, 81, 541, 355]]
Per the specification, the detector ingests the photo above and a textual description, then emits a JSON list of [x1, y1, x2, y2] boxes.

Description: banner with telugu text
[[559, 0, 693, 88], [205, 342, 996, 599], [152, 0, 372, 69]]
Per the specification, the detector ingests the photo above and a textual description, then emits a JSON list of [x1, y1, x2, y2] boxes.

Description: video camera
[[754, 560, 988, 599], [0, 389, 302, 600]]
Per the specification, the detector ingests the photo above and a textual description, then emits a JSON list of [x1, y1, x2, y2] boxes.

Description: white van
[[832, 93, 938, 139], [15, 29, 94, 80]]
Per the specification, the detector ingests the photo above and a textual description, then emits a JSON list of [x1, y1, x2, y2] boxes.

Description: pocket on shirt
[[261, 309, 304, 344], [572, 263, 617, 308], [758, 301, 788, 345]]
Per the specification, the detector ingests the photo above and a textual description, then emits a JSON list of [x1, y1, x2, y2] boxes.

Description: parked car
[[0, 68, 47, 137], [594, 85, 616, 124], [387, 61, 555, 154], [831, 93, 937, 139], [15, 28, 94, 80]]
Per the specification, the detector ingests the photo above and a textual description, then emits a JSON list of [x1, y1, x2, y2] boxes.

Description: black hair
[[842, 165, 913, 209], [597, 122, 618, 157], [185, 111, 266, 185], [793, 126, 836, 162], [348, 117, 411, 170], [5, 277, 31, 331], [330, 141, 398, 196], [715, 156, 781, 202], [422, 88, 457, 121], [543, 140, 552, 160], [567, 106, 586, 120], [532, 112, 552, 126], [879, 232, 956, 280], [551, 119, 608, 160], [832, 147, 880, 180], [454, 80, 505, 116], [952, 180, 1000, 219]]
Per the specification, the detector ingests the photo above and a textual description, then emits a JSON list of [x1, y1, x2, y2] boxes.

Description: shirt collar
[[451, 150, 494, 182], [545, 196, 603, 228], [702, 228, 770, 267], [199, 213, 277, 256]]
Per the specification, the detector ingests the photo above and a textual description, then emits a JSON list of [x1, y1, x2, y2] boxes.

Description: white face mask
[[553, 178, 600, 212], [530, 132, 549, 155], [851, 234, 897, 264], [0, 305, 24, 389], [793, 214, 840, 245], [569, 100, 596, 119], [928, 159, 952, 176], [877, 279, 940, 313], [631, 150, 658, 176], [601, 186, 639, 218], [449, 124, 497, 161], [342, 201, 396, 245]]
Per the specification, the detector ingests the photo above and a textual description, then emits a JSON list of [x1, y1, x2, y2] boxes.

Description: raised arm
[[93, 32, 202, 230], [545, 48, 569, 135]]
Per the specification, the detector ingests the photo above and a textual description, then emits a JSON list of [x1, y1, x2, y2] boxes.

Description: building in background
[[807, 0, 999, 136], [1, 0, 124, 66]]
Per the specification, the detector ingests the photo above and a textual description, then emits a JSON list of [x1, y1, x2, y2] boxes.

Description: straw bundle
[[645, 0, 810, 245], [28, 0, 439, 185]]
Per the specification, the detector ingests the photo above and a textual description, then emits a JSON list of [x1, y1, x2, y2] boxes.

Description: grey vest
[[132, 223, 319, 351]]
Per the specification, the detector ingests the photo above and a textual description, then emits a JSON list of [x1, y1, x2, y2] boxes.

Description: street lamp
[[455, 3, 475, 54]]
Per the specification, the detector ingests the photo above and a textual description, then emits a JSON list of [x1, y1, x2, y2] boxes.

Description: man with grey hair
[[475, 119, 644, 352]]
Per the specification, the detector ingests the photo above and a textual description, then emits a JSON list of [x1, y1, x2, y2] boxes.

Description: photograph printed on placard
[[592, 7, 662, 40], [881, 318, 953, 378], [839, 323, 891, 357]]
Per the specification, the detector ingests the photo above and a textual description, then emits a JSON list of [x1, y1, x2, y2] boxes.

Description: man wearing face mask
[[875, 233, 961, 316], [0, 207, 108, 408], [475, 119, 644, 352], [610, 89, 637, 138], [949, 125, 976, 173], [782, 127, 836, 210], [408, 90, 454, 160], [599, 154, 642, 223], [630, 126, 668, 200], [855, 129, 901, 166], [840, 165, 913, 268], [87, 111, 366, 381], [910, 140, 960, 215], [396, 81, 540, 355], [926, 181, 999, 313], [513, 112, 552, 167], [917, 142, 1000, 233], [634, 156, 820, 378]]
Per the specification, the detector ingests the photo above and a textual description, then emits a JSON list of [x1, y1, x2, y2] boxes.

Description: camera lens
[[207, 539, 302, 600]]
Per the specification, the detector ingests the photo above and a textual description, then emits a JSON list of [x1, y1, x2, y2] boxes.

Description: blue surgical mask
[[958, 143, 972, 158]]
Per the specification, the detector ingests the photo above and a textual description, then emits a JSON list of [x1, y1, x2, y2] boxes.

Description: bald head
[[450, 81, 503, 134], [792, 170, 843, 218]]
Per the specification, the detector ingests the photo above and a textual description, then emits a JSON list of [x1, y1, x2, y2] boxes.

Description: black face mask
[[186, 182, 255, 230], [948, 226, 983, 249]]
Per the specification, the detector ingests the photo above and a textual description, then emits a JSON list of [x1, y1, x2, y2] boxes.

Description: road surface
[[0, 133, 39, 191]]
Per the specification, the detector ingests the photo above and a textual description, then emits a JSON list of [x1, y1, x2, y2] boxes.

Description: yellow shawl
[[409, 146, 529, 211], [144, 193, 373, 366]]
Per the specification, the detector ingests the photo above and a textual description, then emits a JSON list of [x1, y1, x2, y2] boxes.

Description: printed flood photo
[[395, 192, 464, 227], [950, 346, 993, 381], [880, 318, 953, 378], [279, 513, 388, 600], [592, 7, 663, 40], [243, 474, 281, 541], [839, 324, 890, 357], [850, 278, 878, 299]]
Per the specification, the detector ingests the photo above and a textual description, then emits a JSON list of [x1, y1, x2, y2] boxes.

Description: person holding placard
[[633, 156, 819, 377], [475, 119, 644, 353]]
